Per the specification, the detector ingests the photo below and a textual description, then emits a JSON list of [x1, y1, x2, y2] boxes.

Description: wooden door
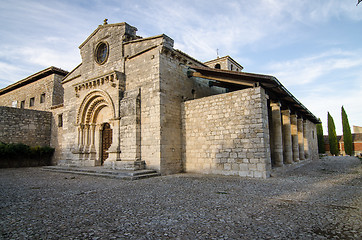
[[101, 123, 112, 165]]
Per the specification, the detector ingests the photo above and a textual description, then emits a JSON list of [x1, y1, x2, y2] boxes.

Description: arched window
[[215, 64, 221, 69]]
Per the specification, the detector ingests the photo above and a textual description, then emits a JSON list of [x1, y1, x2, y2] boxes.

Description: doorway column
[[90, 124, 96, 151], [84, 124, 90, 152]]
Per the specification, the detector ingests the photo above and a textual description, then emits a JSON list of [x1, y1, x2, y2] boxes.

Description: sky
[[0, 0, 361, 135]]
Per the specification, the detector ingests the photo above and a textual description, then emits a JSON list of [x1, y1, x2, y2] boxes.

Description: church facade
[[0, 21, 320, 178]]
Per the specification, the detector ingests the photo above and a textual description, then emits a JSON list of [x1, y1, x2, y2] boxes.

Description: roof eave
[[188, 66, 320, 123], [0, 66, 68, 96]]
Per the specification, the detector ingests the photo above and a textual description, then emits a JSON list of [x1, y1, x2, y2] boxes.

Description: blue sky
[[0, 0, 361, 135]]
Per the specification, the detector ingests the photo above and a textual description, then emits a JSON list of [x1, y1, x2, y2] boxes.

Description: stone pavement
[[42, 166, 160, 180], [0, 156, 361, 239]]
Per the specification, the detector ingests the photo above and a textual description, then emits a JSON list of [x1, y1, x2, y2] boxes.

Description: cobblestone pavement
[[0, 156, 361, 239]]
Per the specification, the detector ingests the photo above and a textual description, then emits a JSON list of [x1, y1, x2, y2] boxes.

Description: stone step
[[42, 166, 160, 180]]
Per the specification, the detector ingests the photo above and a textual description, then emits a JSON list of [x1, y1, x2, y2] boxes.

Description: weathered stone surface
[[0, 106, 52, 147], [298, 118, 305, 160], [282, 109, 293, 164], [0, 68, 65, 111], [270, 102, 283, 167], [291, 113, 300, 162], [182, 87, 271, 178]]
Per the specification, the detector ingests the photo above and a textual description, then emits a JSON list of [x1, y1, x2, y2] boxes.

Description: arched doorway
[[76, 90, 116, 166], [101, 123, 112, 165]]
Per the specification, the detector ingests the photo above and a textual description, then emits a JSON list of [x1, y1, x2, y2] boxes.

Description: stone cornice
[[73, 71, 124, 95]]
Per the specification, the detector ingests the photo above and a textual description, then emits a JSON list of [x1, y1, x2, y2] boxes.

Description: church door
[[101, 123, 112, 165]]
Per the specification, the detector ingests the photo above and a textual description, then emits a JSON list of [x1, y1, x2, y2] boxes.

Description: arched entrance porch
[[76, 90, 116, 166]]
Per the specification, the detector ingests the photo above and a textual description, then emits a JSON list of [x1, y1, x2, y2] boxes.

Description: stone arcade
[[0, 21, 319, 178]]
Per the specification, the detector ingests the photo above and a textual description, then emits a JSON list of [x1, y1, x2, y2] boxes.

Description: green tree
[[316, 119, 325, 154], [328, 112, 339, 156], [341, 106, 353, 155]]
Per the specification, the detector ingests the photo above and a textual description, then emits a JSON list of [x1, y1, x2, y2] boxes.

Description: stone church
[[0, 21, 320, 178]]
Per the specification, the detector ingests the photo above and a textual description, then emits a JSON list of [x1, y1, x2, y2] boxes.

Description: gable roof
[[79, 22, 137, 49], [0, 66, 68, 96]]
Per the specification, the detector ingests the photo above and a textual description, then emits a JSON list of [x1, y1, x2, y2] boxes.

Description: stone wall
[[124, 41, 163, 171], [0, 106, 52, 147], [182, 87, 271, 178], [50, 105, 64, 165], [158, 48, 226, 175], [123, 36, 226, 174], [304, 119, 319, 160]]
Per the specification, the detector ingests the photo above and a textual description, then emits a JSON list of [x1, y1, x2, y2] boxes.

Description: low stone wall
[[182, 87, 271, 178], [0, 106, 52, 147], [0, 156, 52, 168]]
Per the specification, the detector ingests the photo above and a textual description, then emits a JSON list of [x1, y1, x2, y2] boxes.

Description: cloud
[[17, 47, 80, 70], [124, 0, 362, 62], [265, 49, 362, 86], [307, 0, 362, 22], [1, 0, 361, 134], [267, 47, 362, 135], [125, 0, 296, 61], [0, 62, 30, 87], [0, 0, 93, 87], [301, 86, 362, 135]]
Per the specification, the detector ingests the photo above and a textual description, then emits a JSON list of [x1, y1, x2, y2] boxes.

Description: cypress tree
[[341, 106, 353, 156], [328, 112, 339, 156], [316, 119, 325, 154]]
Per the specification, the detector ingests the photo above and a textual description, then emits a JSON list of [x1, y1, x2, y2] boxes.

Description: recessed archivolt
[[77, 90, 115, 124], [89, 101, 109, 124], [86, 98, 106, 124]]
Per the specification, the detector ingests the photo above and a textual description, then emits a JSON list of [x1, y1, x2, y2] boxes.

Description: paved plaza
[[0, 156, 361, 239]]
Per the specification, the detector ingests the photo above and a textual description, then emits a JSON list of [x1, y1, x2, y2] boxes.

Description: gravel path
[[0, 156, 361, 239]]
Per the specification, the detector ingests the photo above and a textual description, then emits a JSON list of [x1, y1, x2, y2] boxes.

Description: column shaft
[[85, 124, 90, 146], [271, 102, 283, 167], [281, 109, 293, 164], [291, 114, 300, 162], [303, 120, 310, 159], [297, 118, 305, 160], [90, 124, 96, 148]]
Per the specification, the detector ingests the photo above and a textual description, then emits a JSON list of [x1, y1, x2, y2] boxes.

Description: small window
[[58, 114, 63, 127], [20, 100, 25, 108], [29, 97, 35, 107], [191, 89, 196, 99], [40, 93, 45, 103], [12, 100, 17, 108], [230, 65, 234, 71], [215, 64, 221, 69]]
